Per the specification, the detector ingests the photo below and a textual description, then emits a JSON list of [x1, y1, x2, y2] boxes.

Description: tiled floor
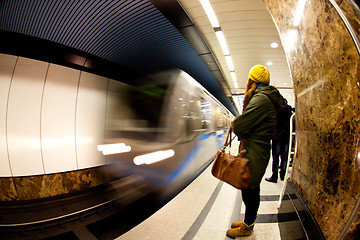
[[117, 141, 305, 240]]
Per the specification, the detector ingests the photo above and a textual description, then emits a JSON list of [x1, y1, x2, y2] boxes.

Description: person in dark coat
[[227, 65, 283, 238], [265, 98, 293, 183]]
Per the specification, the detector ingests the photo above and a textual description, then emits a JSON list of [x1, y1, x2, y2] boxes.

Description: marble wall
[[0, 167, 108, 201], [263, 0, 360, 239]]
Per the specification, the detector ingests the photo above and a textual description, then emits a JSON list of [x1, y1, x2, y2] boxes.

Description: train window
[[200, 97, 213, 132], [108, 76, 175, 140], [184, 97, 202, 138], [224, 113, 229, 128], [216, 109, 229, 130], [215, 106, 221, 129], [129, 84, 168, 128]]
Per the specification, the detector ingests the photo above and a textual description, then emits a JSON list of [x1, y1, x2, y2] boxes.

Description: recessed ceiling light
[[271, 42, 279, 48], [284, 82, 288, 85], [267, 61, 273, 66]]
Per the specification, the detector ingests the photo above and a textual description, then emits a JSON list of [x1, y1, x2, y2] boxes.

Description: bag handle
[[223, 128, 233, 150], [223, 127, 247, 157], [238, 139, 247, 157], [222, 128, 239, 148]]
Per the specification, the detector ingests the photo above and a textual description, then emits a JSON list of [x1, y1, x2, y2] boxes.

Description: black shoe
[[265, 177, 277, 183]]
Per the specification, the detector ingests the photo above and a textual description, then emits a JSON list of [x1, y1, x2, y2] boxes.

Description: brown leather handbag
[[211, 128, 251, 190]]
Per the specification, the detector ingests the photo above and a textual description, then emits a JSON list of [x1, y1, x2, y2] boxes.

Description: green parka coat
[[232, 86, 283, 189]]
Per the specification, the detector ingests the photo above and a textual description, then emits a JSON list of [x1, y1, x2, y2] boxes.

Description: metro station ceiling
[[0, 0, 293, 115], [178, 0, 294, 109]]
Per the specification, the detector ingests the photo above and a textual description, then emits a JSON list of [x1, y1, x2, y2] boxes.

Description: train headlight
[[97, 143, 131, 155], [133, 149, 175, 165]]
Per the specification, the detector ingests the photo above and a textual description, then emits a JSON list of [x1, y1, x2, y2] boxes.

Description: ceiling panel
[[178, 0, 294, 107]]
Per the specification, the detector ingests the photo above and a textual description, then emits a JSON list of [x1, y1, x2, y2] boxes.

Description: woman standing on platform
[[227, 65, 283, 237]]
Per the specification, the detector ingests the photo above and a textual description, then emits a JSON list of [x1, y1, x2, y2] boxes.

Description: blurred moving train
[[102, 69, 235, 199], [0, 61, 235, 238]]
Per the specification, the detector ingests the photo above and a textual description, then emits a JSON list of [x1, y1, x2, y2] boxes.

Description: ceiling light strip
[[200, 0, 238, 92], [199, 0, 220, 28], [215, 31, 230, 55], [232, 96, 243, 114], [231, 72, 238, 88], [225, 56, 234, 71]]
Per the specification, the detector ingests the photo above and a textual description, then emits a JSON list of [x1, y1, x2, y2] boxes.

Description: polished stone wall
[[263, 0, 360, 239], [0, 167, 108, 201]]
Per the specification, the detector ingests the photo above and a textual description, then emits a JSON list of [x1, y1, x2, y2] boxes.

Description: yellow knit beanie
[[249, 65, 270, 85]]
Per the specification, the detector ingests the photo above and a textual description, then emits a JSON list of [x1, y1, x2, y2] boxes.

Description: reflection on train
[[100, 69, 234, 200]]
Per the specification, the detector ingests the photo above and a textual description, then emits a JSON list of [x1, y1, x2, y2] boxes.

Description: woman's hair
[[242, 79, 257, 111]]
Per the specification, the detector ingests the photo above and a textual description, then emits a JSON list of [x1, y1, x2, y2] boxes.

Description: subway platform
[[116, 141, 307, 240]]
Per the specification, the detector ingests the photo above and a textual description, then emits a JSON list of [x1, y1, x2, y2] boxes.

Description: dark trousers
[[271, 138, 289, 180], [241, 188, 260, 226]]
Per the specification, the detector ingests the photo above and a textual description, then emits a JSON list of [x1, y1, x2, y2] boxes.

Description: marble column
[[263, 0, 360, 239]]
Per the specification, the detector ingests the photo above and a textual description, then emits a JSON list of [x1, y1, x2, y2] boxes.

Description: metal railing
[[278, 112, 296, 208]]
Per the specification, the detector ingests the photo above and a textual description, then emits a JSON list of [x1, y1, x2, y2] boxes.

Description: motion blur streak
[[133, 150, 175, 165], [97, 143, 132, 155]]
